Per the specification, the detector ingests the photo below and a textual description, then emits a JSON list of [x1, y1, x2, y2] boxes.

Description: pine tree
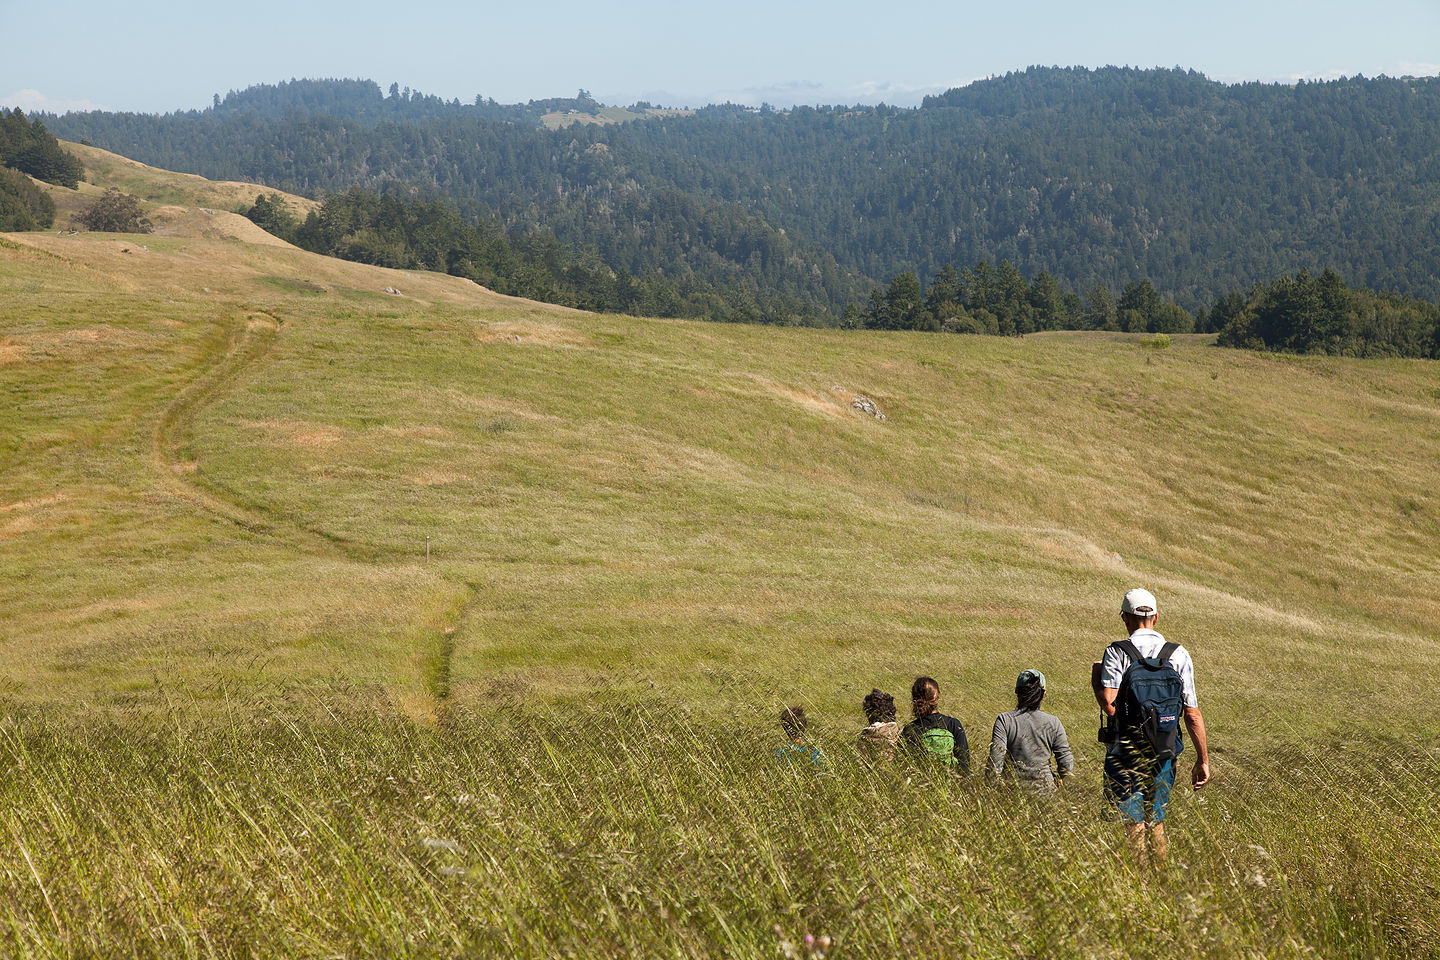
[[1086, 285, 1118, 330]]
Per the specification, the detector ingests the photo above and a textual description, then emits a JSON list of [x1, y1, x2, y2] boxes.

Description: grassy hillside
[[2, 157, 1439, 956], [31, 141, 315, 239], [3, 228, 1434, 715], [541, 106, 695, 129]]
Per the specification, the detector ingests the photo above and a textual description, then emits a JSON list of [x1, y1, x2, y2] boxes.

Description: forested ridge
[[49, 98, 855, 321], [42, 68, 1440, 326], [248, 187, 817, 322]]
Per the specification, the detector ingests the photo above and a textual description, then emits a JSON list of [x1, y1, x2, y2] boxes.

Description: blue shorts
[[1104, 751, 1176, 824]]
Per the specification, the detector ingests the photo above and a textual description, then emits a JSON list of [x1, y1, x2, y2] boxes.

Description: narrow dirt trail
[[151, 313, 285, 536], [151, 311, 400, 561], [151, 310, 481, 719], [429, 580, 481, 728]]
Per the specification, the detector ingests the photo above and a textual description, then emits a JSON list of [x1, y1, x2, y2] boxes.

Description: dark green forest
[[854, 265, 1199, 336], [252, 188, 822, 323], [45, 68, 1440, 321], [855, 261, 1440, 357], [0, 109, 82, 230]]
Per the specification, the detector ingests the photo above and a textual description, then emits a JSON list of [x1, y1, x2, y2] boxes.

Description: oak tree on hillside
[[75, 188, 152, 233]]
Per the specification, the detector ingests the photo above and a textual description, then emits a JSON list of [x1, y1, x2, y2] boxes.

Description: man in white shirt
[[1093, 588, 1211, 864]]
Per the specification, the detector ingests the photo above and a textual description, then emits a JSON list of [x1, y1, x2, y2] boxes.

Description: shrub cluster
[[0, 166, 55, 231], [849, 266, 1198, 336], [1212, 268, 1440, 358], [74, 188, 152, 234]]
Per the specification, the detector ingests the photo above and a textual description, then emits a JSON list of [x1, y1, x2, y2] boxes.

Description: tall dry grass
[[0, 701, 1434, 958]]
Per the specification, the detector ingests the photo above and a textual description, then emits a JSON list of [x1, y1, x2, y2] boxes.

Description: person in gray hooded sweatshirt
[[987, 669, 1073, 793]]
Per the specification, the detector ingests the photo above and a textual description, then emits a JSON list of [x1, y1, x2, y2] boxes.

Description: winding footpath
[[149, 311, 480, 722]]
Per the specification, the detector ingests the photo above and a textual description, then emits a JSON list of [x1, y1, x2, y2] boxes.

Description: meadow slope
[[1, 160, 1439, 957], [33, 141, 316, 242]]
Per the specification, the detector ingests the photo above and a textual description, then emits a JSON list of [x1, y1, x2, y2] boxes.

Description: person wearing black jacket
[[901, 676, 970, 773]]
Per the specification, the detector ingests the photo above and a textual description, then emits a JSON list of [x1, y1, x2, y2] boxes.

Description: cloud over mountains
[[1, 89, 108, 114]]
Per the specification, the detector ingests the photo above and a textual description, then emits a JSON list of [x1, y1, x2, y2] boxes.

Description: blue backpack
[[1112, 639, 1184, 759]]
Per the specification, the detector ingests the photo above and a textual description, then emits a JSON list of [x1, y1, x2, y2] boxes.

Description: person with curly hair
[[856, 688, 901, 760]]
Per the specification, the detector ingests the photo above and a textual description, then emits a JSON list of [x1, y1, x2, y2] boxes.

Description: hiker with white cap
[[986, 668, 1074, 792], [1092, 587, 1210, 864]]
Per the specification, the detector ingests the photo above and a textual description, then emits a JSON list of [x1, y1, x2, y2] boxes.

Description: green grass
[[2, 215, 1439, 956]]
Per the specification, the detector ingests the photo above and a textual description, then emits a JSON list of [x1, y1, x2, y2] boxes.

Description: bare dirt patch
[[10, 327, 149, 362], [293, 429, 343, 447], [0, 494, 67, 514], [474, 322, 594, 348], [0, 491, 72, 539], [64, 595, 172, 620], [754, 378, 847, 418], [0, 516, 37, 539], [1028, 532, 1127, 568], [437, 389, 560, 425], [240, 419, 346, 448], [35, 327, 134, 346], [621, 434, 750, 484], [379, 425, 453, 440]]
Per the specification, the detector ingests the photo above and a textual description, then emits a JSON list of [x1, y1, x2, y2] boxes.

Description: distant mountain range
[[45, 67, 1440, 315]]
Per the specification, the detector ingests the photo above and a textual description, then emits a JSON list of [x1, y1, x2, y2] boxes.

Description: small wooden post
[[426, 535, 431, 560]]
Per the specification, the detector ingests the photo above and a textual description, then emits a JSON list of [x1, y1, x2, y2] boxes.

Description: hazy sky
[[3, 0, 1437, 114]]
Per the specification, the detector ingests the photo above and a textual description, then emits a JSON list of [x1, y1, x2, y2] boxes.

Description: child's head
[[911, 676, 940, 719], [779, 706, 809, 741], [862, 688, 897, 724], [1015, 669, 1046, 711]]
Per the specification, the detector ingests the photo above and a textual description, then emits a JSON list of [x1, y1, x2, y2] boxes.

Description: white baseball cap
[[1121, 588, 1158, 617]]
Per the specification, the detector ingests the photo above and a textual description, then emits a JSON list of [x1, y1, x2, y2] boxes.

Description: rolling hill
[[30, 141, 316, 242], [44, 68, 1440, 316], [1, 148, 1438, 956]]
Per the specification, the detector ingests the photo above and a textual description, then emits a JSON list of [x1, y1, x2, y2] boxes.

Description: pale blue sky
[[3, 0, 1437, 114]]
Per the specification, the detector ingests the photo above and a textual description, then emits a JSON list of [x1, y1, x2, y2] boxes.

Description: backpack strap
[[1158, 641, 1179, 665], [1114, 639, 1144, 664]]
